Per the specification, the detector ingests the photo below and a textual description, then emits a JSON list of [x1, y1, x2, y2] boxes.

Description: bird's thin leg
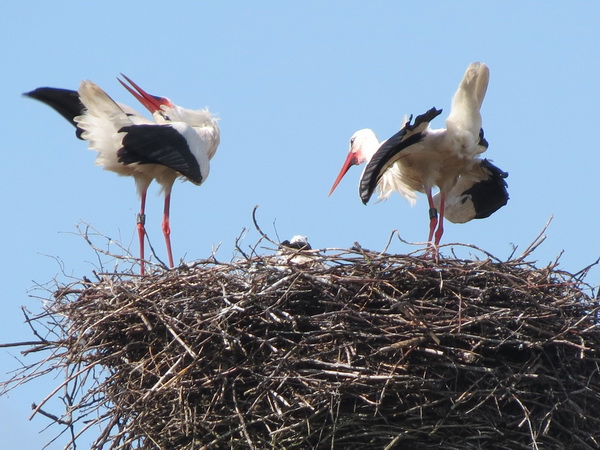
[[162, 193, 175, 268], [426, 190, 438, 245], [434, 193, 446, 246], [137, 191, 147, 275]]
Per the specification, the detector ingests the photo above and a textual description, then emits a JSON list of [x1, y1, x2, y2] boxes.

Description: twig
[[517, 215, 553, 261]]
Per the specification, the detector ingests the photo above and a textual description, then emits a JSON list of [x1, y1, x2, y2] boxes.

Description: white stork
[[329, 62, 508, 249], [25, 76, 220, 274]]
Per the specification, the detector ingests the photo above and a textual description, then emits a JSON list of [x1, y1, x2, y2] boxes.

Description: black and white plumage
[[277, 235, 321, 266], [329, 62, 508, 248], [280, 235, 312, 251], [25, 75, 220, 273]]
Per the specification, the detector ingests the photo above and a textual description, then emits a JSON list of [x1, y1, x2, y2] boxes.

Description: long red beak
[[118, 74, 173, 114], [328, 152, 358, 196]]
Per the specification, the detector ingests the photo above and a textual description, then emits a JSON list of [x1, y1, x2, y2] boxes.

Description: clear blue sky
[[1, 2, 599, 448]]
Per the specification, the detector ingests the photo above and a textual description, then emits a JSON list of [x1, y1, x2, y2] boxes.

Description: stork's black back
[[24, 87, 85, 139]]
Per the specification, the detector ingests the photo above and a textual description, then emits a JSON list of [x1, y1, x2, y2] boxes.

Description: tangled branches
[[2, 244, 600, 449]]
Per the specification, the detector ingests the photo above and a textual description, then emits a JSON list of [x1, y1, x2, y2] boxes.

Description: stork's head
[[118, 74, 175, 122], [328, 129, 379, 196], [118, 74, 220, 159]]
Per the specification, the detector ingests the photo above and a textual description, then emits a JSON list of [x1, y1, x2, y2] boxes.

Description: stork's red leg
[[137, 191, 147, 275], [426, 189, 438, 244], [434, 193, 446, 246], [162, 193, 175, 268]]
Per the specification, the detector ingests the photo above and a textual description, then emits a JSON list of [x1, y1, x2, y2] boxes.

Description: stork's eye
[[350, 137, 356, 145], [161, 112, 171, 121]]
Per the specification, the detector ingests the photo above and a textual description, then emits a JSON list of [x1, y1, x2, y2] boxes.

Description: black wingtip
[[478, 129, 489, 149], [25, 87, 86, 139], [407, 107, 443, 132], [358, 107, 442, 204], [469, 159, 509, 219]]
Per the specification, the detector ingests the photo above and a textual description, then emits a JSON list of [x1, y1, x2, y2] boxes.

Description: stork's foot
[[422, 243, 440, 261]]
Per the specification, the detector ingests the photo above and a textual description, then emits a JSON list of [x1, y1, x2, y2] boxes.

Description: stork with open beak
[[25, 75, 220, 274], [329, 62, 508, 250]]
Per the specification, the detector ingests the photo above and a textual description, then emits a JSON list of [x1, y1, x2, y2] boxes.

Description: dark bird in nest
[[280, 235, 312, 251]]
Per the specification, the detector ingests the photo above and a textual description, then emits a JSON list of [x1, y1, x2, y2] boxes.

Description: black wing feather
[[118, 125, 203, 184], [24, 87, 86, 139], [466, 159, 509, 219], [359, 107, 442, 204], [478, 128, 489, 149]]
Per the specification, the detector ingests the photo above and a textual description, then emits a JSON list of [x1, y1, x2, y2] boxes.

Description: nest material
[[5, 246, 600, 449]]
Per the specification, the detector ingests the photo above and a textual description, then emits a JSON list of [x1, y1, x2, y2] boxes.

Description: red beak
[[118, 74, 173, 114], [328, 152, 358, 196]]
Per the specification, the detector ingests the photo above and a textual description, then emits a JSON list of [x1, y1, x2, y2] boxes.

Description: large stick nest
[[3, 242, 600, 449]]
